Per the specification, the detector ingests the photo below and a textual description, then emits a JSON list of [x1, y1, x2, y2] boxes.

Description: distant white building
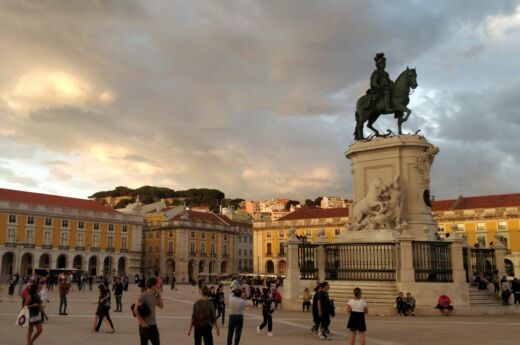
[[321, 196, 346, 209]]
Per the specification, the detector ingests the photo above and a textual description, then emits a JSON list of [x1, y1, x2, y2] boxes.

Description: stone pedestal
[[284, 237, 301, 300], [346, 135, 439, 240]]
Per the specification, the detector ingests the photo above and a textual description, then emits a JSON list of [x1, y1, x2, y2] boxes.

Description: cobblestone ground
[[1, 284, 519, 345]]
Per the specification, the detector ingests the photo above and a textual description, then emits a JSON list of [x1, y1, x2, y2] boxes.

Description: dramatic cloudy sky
[[1, 0, 519, 201]]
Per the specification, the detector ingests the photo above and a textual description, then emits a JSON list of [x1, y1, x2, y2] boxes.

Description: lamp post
[[16, 241, 28, 276]]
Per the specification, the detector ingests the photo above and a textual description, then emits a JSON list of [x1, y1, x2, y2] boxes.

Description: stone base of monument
[[340, 229, 400, 242]]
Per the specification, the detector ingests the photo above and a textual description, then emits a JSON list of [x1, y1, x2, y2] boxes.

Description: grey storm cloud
[[0, 0, 519, 200]]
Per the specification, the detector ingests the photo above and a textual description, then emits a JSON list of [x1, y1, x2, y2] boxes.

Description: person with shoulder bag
[[94, 284, 114, 333], [135, 277, 164, 345], [25, 282, 43, 345], [189, 286, 220, 345]]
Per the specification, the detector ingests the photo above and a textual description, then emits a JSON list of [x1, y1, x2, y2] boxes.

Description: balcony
[[278, 252, 286, 257], [90, 247, 100, 252], [59, 245, 69, 250], [25, 244, 36, 249], [265, 252, 272, 257], [4, 242, 16, 248], [75, 246, 85, 251], [120, 248, 129, 253], [166, 251, 174, 256], [189, 252, 196, 257], [42, 244, 53, 249], [106, 247, 115, 252]]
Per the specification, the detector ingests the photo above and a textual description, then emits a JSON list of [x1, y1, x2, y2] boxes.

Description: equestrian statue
[[354, 53, 418, 140]]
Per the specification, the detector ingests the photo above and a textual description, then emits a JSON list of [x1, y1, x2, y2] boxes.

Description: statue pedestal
[[346, 134, 439, 241], [340, 229, 399, 242]]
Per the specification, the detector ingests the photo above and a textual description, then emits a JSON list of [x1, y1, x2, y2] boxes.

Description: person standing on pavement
[[170, 275, 177, 291], [189, 286, 220, 345], [346, 287, 368, 345], [95, 284, 115, 333], [227, 288, 248, 345], [135, 277, 164, 345], [317, 282, 332, 340], [257, 288, 274, 336], [215, 284, 226, 328], [58, 278, 70, 315], [113, 277, 124, 312], [25, 282, 43, 345], [311, 284, 323, 334]]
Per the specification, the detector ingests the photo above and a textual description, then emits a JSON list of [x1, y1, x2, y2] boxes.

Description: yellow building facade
[[0, 188, 143, 280], [253, 207, 349, 275], [142, 207, 252, 283], [433, 193, 520, 277]]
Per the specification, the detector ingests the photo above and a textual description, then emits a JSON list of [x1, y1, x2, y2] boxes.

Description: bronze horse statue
[[354, 67, 418, 140]]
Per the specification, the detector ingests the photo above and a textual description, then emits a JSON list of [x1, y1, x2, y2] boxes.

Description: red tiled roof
[[431, 199, 456, 212], [0, 188, 119, 214], [172, 210, 229, 225], [217, 214, 252, 227], [433, 193, 520, 211], [277, 206, 349, 221]]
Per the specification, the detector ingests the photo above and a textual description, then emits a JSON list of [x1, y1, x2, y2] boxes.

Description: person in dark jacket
[[317, 282, 332, 340]]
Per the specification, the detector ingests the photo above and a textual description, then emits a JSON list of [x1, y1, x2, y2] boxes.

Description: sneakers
[[257, 326, 261, 334], [319, 335, 327, 340], [267, 332, 273, 337]]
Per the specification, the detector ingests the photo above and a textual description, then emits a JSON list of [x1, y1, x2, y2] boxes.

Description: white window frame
[[26, 229, 34, 244], [60, 231, 69, 246], [78, 221, 85, 229], [168, 241, 173, 253], [476, 222, 486, 232], [77, 232, 84, 246], [43, 231, 52, 245], [107, 235, 114, 248], [498, 221, 508, 231], [27, 216, 35, 225], [93, 233, 100, 247], [8, 214, 17, 224], [61, 219, 69, 229], [7, 228, 16, 243], [44, 218, 52, 227], [93, 223, 100, 231], [200, 242, 206, 254], [122, 225, 128, 233], [108, 224, 114, 232], [122, 236, 128, 250], [190, 241, 195, 254]]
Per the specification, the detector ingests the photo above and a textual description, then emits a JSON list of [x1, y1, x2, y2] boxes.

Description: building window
[[477, 235, 487, 247], [476, 222, 485, 231], [191, 232, 196, 238], [279, 242, 285, 255], [201, 232, 206, 239], [8, 214, 16, 224], [122, 237, 128, 250], [108, 235, 114, 248], [305, 229, 312, 236], [238, 236, 242, 243], [279, 231, 284, 238], [26, 229, 34, 244], [266, 231, 272, 239], [223, 244, 228, 255], [211, 243, 215, 255], [201, 243, 206, 254], [77, 233, 84, 246], [211, 233, 215, 240], [27, 216, 35, 225], [45, 218, 52, 227], [62, 219, 69, 228], [93, 223, 100, 230], [7, 228, 16, 243], [224, 235, 228, 241], [498, 221, 508, 231], [266, 242, 272, 255], [122, 225, 128, 232], [93, 234, 99, 247], [335, 228, 341, 236], [44, 231, 51, 245], [168, 241, 173, 253], [190, 242, 195, 254], [77, 221, 85, 229], [238, 249, 242, 256], [60, 232, 69, 246], [456, 223, 465, 232], [169, 231, 173, 237], [109, 224, 114, 231], [249, 249, 253, 256]]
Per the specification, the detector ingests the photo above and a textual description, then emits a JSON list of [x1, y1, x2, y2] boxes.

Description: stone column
[[284, 234, 301, 300], [398, 234, 414, 283], [494, 238, 507, 279], [448, 237, 467, 283], [315, 230, 328, 282]]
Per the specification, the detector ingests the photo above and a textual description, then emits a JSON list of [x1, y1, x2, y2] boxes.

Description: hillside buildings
[[0, 188, 143, 281]]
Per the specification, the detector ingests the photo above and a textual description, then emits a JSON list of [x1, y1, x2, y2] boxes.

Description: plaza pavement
[[0, 284, 519, 345]]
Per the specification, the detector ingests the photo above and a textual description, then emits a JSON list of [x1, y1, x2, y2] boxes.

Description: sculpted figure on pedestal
[[350, 176, 404, 231], [354, 53, 418, 140]]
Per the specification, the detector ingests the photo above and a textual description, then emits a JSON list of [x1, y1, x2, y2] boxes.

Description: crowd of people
[[5, 270, 520, 345]]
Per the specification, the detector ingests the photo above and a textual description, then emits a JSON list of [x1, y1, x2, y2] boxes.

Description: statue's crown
[[374, 52, 386, 64]]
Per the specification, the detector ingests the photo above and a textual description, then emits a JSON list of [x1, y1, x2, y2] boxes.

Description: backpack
[[193, 301, 210, 330]]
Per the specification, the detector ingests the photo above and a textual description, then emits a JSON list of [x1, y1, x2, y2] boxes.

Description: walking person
[[215, 284, 226, 328], [188, 286, 220, 345], [346, 287, 368, 345], [317, 282, 332, 340], [135, 277, 164, 345], [302, 288, 312, 312], [170, 275, 177, 291], [311, 284, 322, 335], [58, 278, 70, 315], [37, 281, 50, 322], [256, 288, 274, 336], [227, 288, 248, 345], [25, 282, 44, 345], [94, 284, 115, 333], [8, 275, 16, 300], [113, 277, 124, 312]]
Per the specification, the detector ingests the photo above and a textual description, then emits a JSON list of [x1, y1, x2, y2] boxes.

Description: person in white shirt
[[227, 288, 248, 345], [346, 287, 368, 345]]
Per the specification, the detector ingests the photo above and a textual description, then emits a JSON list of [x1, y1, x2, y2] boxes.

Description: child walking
[[346, 287, 368, 345]]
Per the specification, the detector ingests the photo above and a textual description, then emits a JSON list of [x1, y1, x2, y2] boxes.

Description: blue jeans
[[59, 295, 68, 314]]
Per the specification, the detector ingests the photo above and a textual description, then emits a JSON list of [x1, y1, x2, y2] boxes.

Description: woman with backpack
[[94, 284, 114, 333], [256, 288, 274, 336], [189, 286, 220, 345]]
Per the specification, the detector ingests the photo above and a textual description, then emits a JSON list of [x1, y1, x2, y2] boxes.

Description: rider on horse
[[369, 53, 393, 112]]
